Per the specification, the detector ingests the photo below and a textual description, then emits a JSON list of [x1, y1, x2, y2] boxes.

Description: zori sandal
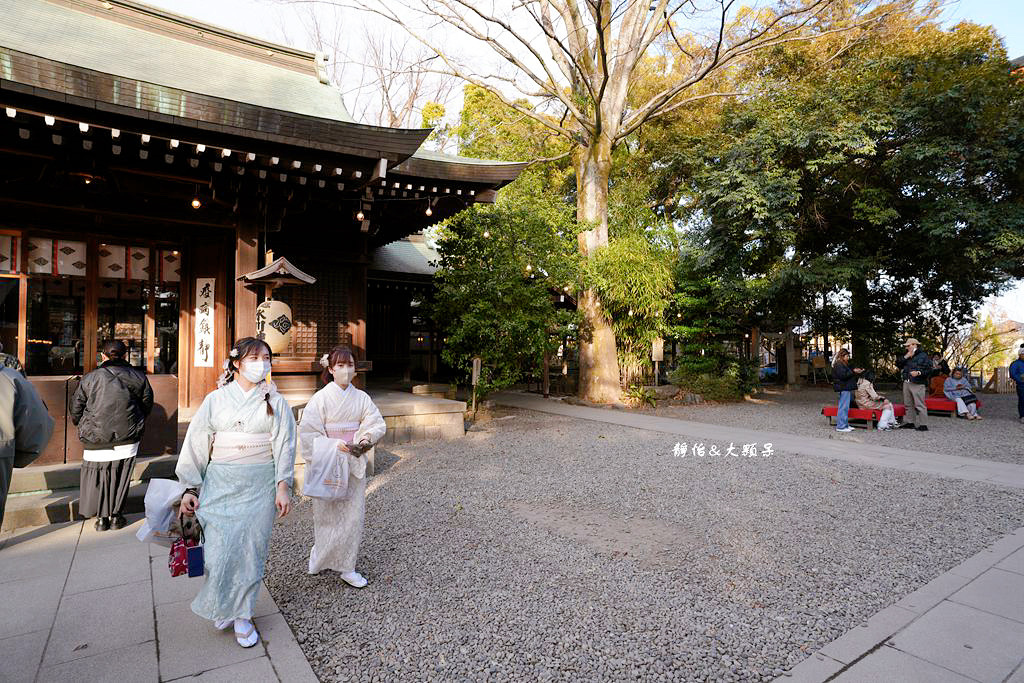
[[234, 619, 259, 648]]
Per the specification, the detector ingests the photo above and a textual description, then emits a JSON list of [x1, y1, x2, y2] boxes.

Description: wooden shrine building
[[0, 0, 525, 465]]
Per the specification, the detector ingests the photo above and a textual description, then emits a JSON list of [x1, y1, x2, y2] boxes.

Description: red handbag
[[168, 537, 198, 577]]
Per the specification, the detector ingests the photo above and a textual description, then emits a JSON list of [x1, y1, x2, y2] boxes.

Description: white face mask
[[332, 365, 355, 384], [240, 359, 271, 383]]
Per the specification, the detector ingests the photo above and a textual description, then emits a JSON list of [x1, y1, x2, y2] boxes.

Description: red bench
[[925, 397, 982, 417], [822, 404, 906, 428]]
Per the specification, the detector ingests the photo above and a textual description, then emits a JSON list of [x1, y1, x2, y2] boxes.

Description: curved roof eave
[[393, 149, 529, 186]]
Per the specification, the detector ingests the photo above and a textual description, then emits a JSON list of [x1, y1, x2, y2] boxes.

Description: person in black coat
[[70, 340, 154, 530], [895, 338, 932, 431], [831, 349, 863, 432]]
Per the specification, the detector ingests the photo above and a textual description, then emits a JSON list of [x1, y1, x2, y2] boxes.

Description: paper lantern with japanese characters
[[256, 300, 292, 354]]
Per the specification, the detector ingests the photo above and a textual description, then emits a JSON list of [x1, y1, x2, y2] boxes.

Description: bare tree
[[360, 27, 459, 128], [294, 0, 900, 402], [280, 4, 458, 128]]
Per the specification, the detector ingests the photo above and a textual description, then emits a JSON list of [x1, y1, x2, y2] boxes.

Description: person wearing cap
[[896, 338, 932, 431], [1010, 347, 1024, 424]]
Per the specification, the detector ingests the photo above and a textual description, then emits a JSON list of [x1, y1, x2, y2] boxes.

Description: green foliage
[[668, 356, 759, 401], [623, 384, 657, 408], [583, 233, 674, 384], [430, 203, 578, 398], [656, 15, 1024, 369], [454, 85, 573, 226]]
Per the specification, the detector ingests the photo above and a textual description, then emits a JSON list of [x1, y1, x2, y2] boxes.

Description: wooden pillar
[[785, 330, 796, 386], [179, 235, 230, 418], [348, 264, 367, 361], [16, 275, 27, 364], [84, 238, 99, 373], [234, 221, 260, 339], [750, 326, 760, 363], [146, 247, 157, 374]]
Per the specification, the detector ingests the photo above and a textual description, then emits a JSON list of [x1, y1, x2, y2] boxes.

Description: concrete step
[[3, 481, 148, 533], [10, 454, 178, 495]]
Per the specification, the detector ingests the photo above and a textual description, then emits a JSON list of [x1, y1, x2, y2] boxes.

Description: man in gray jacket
[[0, 366, 55, 528]]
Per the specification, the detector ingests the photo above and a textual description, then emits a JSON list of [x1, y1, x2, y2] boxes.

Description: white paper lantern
[[256, 299, 292, 353]]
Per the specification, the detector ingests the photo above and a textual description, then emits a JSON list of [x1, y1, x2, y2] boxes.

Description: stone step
[[10, 454, 178, 495], [3, 481, 148, 533]]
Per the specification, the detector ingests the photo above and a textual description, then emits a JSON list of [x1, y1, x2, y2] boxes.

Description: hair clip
[[229, 348, 239, 358], [319, 353, 330, 368]]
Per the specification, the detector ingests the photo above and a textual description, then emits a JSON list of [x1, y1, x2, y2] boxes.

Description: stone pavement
[[785, 525, 1024, 682], [493, 391, 1024, 682], [0, 514, 317, 683], [492, 391, 1024, 488]]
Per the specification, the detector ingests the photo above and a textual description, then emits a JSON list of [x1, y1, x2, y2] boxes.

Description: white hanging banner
[[193, 278, 215, 368]]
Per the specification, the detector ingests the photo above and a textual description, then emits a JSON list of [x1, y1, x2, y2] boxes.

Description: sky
[[145, 0, 1024, 321]]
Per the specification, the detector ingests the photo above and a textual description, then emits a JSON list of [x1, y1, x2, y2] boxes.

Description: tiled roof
[[370, 236, 439, 276], [0, 0, 354, 122]]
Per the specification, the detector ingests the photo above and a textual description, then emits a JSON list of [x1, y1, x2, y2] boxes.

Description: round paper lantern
[[256, 299, 293, 354]]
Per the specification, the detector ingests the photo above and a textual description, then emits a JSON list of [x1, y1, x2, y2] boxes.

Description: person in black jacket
[[70, 340, 154, 530], [831, 349, 862, 432], [896, 338, 932, 431]]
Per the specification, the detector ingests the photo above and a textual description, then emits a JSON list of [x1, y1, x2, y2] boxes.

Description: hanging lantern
[[256, 299, 293, 353]]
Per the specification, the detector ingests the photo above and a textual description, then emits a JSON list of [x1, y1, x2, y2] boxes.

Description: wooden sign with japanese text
[[193, 277, 215, 367]]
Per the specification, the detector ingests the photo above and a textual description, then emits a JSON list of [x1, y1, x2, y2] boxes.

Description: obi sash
[[325, 422, 360, 442], [211, 431, 273, 464]]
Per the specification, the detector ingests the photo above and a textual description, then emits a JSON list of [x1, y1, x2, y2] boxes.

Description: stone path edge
[[778, 525, 1024, 682]]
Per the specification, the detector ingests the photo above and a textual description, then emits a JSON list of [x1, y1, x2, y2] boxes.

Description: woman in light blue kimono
[[176, 337, 295, 648]]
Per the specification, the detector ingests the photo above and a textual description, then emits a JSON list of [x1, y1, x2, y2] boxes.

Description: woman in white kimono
[[176, 337, 295, 648], [300, 345, 386, 587]]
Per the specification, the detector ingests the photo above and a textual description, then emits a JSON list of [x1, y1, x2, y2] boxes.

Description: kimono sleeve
[[270, 393, 297, 487], [298, 391, 327, 459], [175, 393, 214, 488], [354, 392, 387, 445]]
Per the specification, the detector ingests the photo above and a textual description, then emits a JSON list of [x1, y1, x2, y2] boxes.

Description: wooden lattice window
[[277, 263, 350, 357]]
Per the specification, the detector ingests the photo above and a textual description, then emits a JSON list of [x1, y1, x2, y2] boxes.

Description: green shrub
[[669, 356, 759, 400], [623, 384, 657, 408]]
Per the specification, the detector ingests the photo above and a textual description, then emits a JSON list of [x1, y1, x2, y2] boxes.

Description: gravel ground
[[651, 387, 1024, 465], [266, 408, 1024, 682]]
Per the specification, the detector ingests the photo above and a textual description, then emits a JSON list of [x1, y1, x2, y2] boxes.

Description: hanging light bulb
[[483, 230, 490, 238], [356, 210, 365, 221], [526, 264, 532, 271], [191, 197, 202, 209], [425, 206, 432, 217]]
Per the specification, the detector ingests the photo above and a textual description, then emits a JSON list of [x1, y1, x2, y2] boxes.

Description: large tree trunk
[[848, 278, 873, 368], [575, 136, 622, 403]]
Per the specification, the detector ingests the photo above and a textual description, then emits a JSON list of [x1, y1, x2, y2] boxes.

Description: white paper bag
[[302, 436, 351, 500], [137, 478, 186, 546]]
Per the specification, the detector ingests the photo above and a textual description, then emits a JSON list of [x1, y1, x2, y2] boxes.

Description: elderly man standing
[[1010, 347, 1024, 424], [896, 338, 932, 431]]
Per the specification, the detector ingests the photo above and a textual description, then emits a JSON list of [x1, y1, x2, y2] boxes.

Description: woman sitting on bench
[[855, 371, 897, 431], [944, 368, 982, 420]]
